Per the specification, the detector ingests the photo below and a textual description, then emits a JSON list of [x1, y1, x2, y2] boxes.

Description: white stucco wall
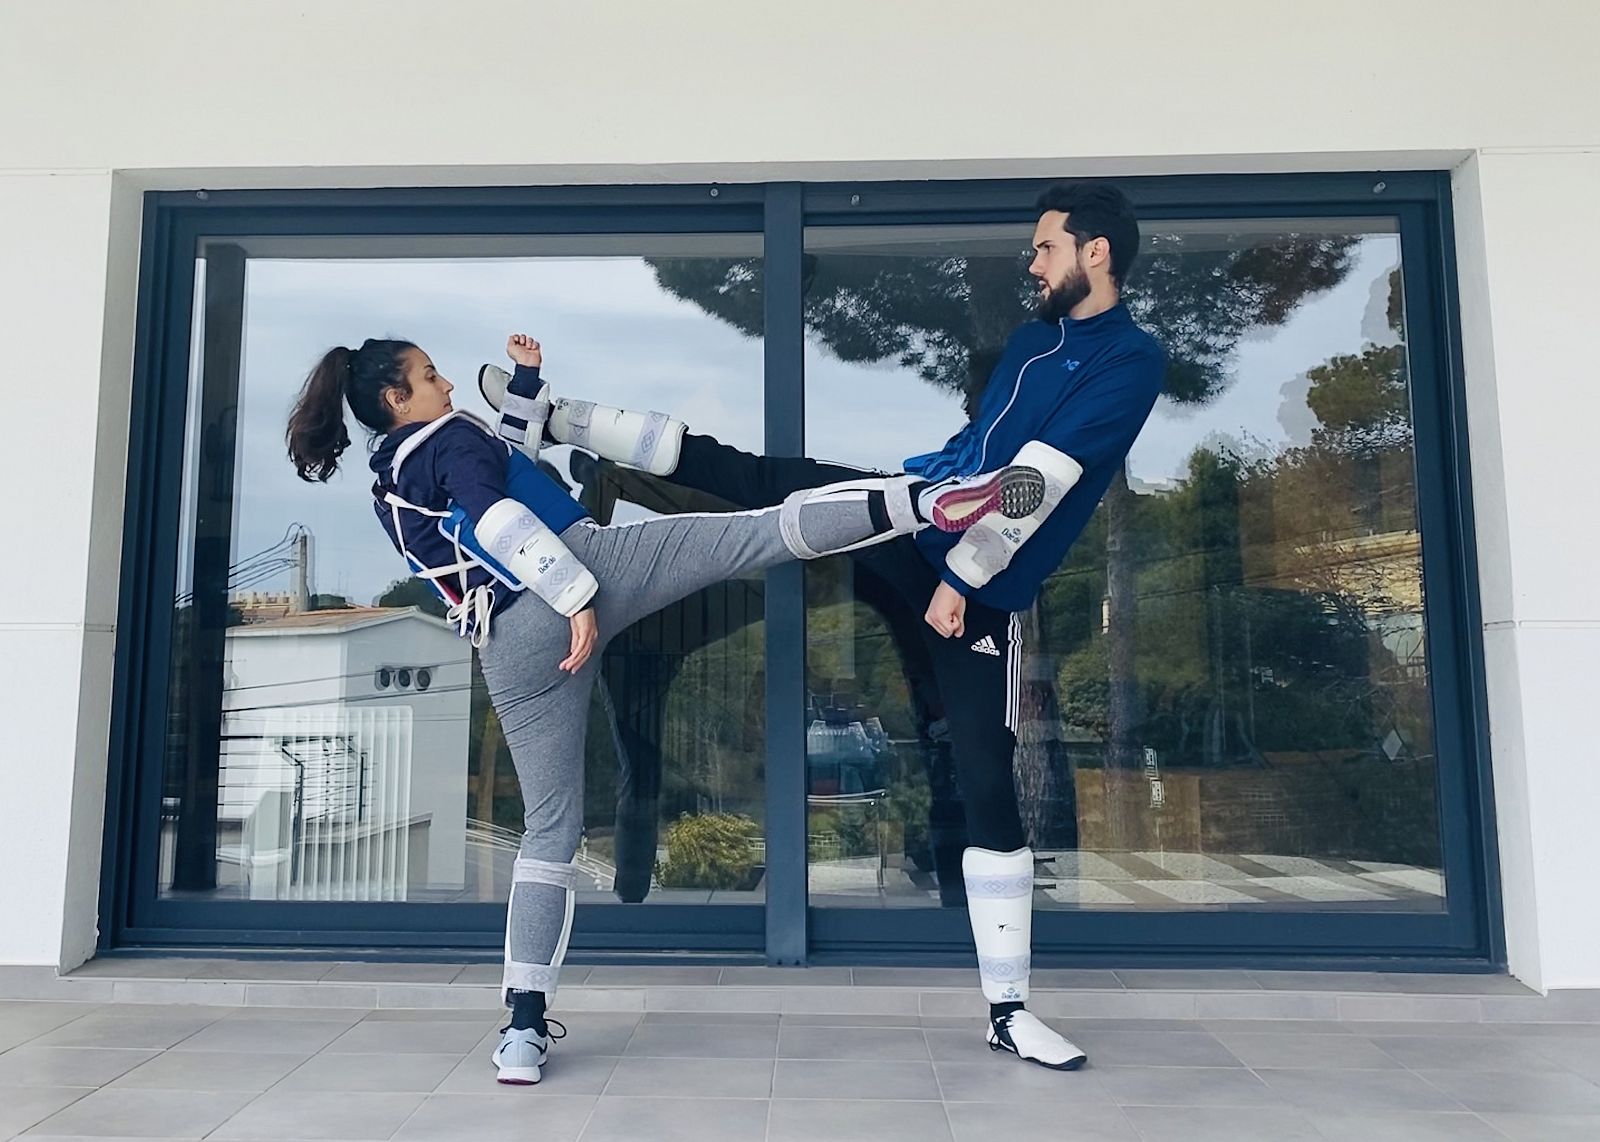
[[1, 0, 1596, 985]]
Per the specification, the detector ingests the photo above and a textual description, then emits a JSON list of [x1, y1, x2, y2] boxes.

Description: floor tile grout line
[[382, 1070, 433, 1142], [1471, 1110, 1520, 1141], [573, 1080, 608, 1142]]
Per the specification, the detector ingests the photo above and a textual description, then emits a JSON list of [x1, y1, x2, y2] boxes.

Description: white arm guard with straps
[[945, 440, 1083, 591], [474, 498, 599, 617]]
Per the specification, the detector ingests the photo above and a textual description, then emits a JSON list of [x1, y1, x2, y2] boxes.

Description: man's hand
[[506, 333, 543, 369], [560, 606, 598, 673], [924, 581, 967, 639]]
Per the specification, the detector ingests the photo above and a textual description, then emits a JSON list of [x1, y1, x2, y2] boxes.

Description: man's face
[[1029, 210, 1092, 321]]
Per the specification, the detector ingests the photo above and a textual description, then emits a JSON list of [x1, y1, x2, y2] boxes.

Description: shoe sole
[[989, 1038, 1088, 1071], [494, 1061, 542, 1084], [930, 465, 1046, 533]]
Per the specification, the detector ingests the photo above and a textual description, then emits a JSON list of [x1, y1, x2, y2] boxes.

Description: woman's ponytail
[[287, 345, 356, 482]]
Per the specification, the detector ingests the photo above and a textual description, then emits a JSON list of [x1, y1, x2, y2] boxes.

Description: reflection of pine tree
[[1040, 268, 1437, 863], [649, 227, 1357, 848]]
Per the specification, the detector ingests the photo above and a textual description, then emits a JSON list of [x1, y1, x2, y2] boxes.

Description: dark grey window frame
[[100, 172, 1502, 969]]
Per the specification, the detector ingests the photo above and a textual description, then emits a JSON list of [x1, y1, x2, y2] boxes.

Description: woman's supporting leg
[[476, 598, 596, 1081]]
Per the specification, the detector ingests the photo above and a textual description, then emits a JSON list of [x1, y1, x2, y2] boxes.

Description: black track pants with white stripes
[[668, 434, 1028, 853]]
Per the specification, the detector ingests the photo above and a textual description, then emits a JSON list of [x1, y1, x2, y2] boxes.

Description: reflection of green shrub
[[655, 813, 759, 890]]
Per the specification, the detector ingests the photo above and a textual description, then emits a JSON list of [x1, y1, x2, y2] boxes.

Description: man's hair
[[1034, 183, 1141, 286]]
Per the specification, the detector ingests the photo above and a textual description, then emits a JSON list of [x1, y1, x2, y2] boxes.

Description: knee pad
[[945, 441, 1082, 590], [503, 856, 579, 998], [777, 475, 922, 559], [549, 398, 685, 477], [963, 846, 1033, 1003], [474, 498, 598, 617]]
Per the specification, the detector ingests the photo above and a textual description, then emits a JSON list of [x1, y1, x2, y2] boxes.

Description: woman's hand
[[506, 333, 543, 369], [560, 606, 598, 673], [924, 581, 967, 639]]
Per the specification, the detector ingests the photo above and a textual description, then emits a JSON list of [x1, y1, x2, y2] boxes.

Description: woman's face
[[386, 347, 455, 426]]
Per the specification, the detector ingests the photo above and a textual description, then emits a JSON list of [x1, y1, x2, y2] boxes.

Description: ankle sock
[[508, 988, 547, 1033]]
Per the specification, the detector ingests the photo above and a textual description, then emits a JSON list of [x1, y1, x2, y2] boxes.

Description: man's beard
[[1035, 267, 1090, 322]]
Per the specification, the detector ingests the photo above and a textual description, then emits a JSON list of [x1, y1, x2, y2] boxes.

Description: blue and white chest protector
[[377, 412, 598, 646]]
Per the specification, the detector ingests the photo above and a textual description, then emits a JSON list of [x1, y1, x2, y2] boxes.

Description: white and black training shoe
[[987, 1009, 1088, 1071], [490, 1018, 566, 1085]]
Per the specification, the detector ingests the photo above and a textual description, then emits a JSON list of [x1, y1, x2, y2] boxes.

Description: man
[[482, 182, 1167, 1070]]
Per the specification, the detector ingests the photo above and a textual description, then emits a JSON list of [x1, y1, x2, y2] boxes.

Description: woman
[[285, 333, 1044, 1084]]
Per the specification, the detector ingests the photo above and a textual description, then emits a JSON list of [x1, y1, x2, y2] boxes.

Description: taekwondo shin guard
[[547, 398, 686, 477], [503, 857, 578, 1000], [963, 846, 1033, 1004]]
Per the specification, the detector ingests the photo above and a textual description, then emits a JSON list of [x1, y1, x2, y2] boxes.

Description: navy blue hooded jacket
[[905, 304, 1166, 613], [369, 408, 589, 611]]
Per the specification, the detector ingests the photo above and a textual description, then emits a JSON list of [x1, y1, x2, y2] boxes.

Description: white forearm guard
[[475, 498, 599, 617], [945, 441, 1083, 590]]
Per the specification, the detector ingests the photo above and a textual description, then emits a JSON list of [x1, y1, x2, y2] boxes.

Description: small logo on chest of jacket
[[1061, 359, 1081, 372]]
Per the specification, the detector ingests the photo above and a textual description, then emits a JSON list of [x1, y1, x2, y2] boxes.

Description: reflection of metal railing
[[462, 819, 616, 892], [219, 706, 413, 901]]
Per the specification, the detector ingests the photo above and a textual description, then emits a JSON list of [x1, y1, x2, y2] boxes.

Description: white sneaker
[[987, 1009, 1088, 1071], [491, 1024, 550, 1085]]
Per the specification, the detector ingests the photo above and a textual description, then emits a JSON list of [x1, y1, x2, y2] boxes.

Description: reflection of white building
[[220, 607, 470, 900]]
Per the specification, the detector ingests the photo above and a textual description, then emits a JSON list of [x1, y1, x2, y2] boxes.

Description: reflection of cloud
[[1128, 235, 1400, 485], [805, 345, 966, 473], [1361, 258, 1404, 347], [247, 258, 703, 323], [1276, 370, 1318, 445]]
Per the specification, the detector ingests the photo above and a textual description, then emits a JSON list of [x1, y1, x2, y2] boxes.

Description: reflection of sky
[[808, 236, 1403, 486], [193, 235, 1401, 604], [211, 258, 765, 603]]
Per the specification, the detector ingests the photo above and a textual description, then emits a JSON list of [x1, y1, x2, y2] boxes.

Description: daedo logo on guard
[[538, 555, 556, 573], [1002, 527, 1022, 543]]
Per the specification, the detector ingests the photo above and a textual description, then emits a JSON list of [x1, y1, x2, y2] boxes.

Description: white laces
[[448, 584, 495, 649]]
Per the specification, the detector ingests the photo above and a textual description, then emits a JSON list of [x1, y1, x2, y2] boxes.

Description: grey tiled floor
[[5, 1001, 1600, 1140]]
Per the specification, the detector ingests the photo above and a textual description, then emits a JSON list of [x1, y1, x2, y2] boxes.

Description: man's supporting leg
[[850, 561, 971, 906], [924, 603, 1087, 1071]]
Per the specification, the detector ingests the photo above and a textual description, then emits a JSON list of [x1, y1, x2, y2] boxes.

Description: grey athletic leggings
[[476, 495, 893, 1000]]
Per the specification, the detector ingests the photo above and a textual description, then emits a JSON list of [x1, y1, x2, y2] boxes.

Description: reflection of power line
[[176, 522, 312, 606], [223, 684, 479, 716]]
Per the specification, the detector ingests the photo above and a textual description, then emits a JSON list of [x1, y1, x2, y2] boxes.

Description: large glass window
[[798, 219, 1441, 913], [157, 236, 771, 916], [114, 177, 1486, 960]]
